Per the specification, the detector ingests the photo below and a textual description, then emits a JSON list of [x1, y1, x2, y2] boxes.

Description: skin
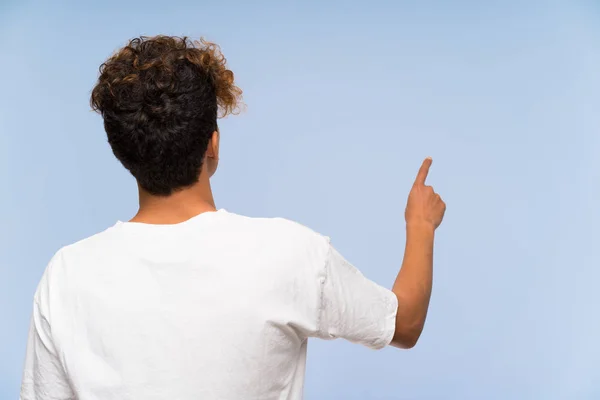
[[130, 138, 446, 349], [391, 157, 446, 348]]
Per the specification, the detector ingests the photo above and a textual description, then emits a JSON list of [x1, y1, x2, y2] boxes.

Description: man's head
[[91, 35, 242, 196]]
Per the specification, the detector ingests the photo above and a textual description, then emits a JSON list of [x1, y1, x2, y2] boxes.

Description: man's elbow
[[390, 292, 429, 349], [391, 319, 425, 349]]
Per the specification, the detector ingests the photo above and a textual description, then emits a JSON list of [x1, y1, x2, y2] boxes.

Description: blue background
[[2, 0, 599, 398]]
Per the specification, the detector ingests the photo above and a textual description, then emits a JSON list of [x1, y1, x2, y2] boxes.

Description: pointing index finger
[[414, 157, 432, 186]]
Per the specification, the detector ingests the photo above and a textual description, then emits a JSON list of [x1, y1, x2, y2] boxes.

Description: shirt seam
[[315, 238, 330, 336]]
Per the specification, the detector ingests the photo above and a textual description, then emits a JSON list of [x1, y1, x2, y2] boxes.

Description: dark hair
[[91, 35, 242, 196]]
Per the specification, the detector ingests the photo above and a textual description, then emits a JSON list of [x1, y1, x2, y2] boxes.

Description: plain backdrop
[[1, 0, 599, 399]]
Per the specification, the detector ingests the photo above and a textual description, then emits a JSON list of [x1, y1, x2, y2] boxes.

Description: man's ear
[[207, 130, 219, 160], [205, 130, 220, 178]]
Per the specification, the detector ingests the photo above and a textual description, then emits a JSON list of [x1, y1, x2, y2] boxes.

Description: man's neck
[[130, 180, 217, 225]]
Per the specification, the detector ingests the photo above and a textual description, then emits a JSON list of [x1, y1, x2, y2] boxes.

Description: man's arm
[[391, 157, 446, 349]]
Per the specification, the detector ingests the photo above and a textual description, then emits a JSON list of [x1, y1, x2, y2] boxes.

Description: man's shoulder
[[34, 225, 121, 304], [39, 226, 124, 288], [58, 224, 122, 259], [223, 213, 331, 278], [224, 211, 329, 245]]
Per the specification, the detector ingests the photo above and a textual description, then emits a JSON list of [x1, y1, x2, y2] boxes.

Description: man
[[21, 35, 445, 400]]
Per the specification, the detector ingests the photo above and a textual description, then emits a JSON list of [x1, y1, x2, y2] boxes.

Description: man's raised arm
[[391, 157, 446, 349]]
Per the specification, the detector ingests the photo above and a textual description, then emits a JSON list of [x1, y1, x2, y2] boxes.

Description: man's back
[[21, 210, 397, 400]]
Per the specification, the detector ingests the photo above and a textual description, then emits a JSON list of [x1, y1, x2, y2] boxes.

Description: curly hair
[[91, 35, 243, 196]]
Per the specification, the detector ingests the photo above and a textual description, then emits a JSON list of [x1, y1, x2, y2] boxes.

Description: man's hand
[[405, 157, 446, 230]]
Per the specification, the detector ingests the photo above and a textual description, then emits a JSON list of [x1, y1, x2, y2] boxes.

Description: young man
[[21, 36, 445, 400]]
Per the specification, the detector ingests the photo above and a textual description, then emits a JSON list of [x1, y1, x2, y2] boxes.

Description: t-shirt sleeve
[[314, 243, 398, 350], [21, 258, 75, 400]]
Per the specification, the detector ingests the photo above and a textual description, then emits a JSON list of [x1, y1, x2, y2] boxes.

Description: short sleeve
[[21, 256, 75, 400], [314, 244, 398, 350]]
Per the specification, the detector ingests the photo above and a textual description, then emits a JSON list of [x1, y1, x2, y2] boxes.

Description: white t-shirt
[[21, 210, 398, 400]]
